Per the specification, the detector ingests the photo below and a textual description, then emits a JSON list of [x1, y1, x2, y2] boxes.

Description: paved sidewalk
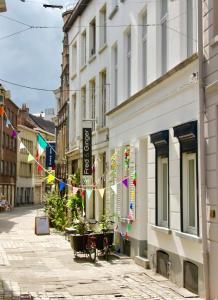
[[0, 206, 200, 300]]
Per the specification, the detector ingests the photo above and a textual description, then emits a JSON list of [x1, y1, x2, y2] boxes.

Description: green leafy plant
[[99, 214, 113, 232], [74, 213, 89, 235], [69, 169, 81, 185], [67, 192, 83, 221]]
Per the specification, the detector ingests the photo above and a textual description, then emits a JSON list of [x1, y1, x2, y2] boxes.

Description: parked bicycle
[[70, 232, 97, 262]]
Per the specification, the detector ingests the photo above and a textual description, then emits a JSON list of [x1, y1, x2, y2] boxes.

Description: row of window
[[20, 138, 33, 154], [0, 132, 17, 152], [150, 121, 198, 235], [19, 162, 32, 178], [0, 161, 16, 177]]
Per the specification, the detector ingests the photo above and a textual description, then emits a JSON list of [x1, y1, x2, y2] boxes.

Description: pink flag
[[73, 187, 79, 194], [11, 130, 17, 138], [122, 178, 129, 188]]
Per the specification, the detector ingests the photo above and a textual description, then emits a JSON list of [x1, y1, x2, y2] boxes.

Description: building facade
[[0, 0, 6, 12], [0, 86, 18, 207]]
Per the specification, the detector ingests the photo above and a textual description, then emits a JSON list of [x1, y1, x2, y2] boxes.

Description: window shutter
[[116, 146, 122, 218], [129, 145, 136, 220]]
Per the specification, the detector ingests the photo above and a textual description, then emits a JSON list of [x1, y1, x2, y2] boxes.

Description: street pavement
[[0, 206, 200, 300]]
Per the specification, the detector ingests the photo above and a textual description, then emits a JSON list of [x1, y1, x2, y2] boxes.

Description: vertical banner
[[46, 142, 56, 169], [83, 128, 92, 175]]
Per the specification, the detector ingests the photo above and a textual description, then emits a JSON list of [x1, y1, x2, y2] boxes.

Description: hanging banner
[[83, 128, 92, 175], [46, 142, 56, 168]]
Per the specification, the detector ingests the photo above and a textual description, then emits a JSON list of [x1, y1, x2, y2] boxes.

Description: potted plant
[[70, 212, 90, 253]]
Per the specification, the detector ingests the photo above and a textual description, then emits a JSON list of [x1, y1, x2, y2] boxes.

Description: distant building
[[0, 85, 18, 207], [0, 0, 6, 13]]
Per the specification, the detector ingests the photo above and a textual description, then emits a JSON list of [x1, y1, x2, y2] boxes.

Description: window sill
[[71, 73, 77, 80], [98, 43, 107, 54], [88, 54, 96, 64], [209, 35, 218, 47], [175, 231, 202, 243], [109, 5, 118, 20], [151, 225, 171, 235], [120, 217, 132, 223], [80, 64, 87, 72]]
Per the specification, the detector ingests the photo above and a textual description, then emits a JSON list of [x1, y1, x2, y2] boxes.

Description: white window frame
[[81, 86, 86, 120], [112, 43, 118, 107], [187, 0, 193, 57], [183, 153, 197, 235], [100, 5, 107, 48], [157, 156, 168, 227], [126, 29, 131, 98], [71, 42, 77, 77], [89, 18, 96, 57], [81, 30, 86, 66], [90, 79, 96, 131], [161, 0, 168, 74], [72, 94, 77, 142], [100, 70, 107, 127], [142, 11, 147, 86]]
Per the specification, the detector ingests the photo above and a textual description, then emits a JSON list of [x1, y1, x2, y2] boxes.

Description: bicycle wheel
[[103, 237, 109, 261], [89, 248, 96, 262]]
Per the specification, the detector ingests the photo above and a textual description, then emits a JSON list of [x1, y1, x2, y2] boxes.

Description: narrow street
[[0, 206, 199, 300]]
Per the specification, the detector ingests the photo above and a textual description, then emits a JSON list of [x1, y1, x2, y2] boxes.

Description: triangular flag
[[27, 154, 34, 162], [73, 187, 79, 194], [122, 178, 129, 188], [37, 165, 43, 172], [86, 189, 92, 200], [11, 130, 17, 138], [81, 191, 85, 198], [0, 107, 4, 116], [19, 142, 25, 150], [5, 120, 11, 127], [111, 184, 117, 194], [37, 133, 48, 158], [47, 174, 55, 183], [130, 202, 133, 210], [98, 188, 105, 199], [59, 181, 66, 191], [126, 223, 132, 232], [81, 199, 85, 209]]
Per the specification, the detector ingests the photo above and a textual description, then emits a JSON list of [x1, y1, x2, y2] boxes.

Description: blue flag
[[59, 181, 66, 191]]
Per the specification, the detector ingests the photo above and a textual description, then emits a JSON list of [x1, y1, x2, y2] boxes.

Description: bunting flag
[[47, 174, 55, 183], [81, 191, 85, 198], [0, 107, 4, 116], [128, 211, 134, 221], [133, 179, 136, 186], [86, 189, 92, 200], [126, 223, 132, 232], [6, 120, 11, 127], [37, 165, 43, 172], [130, 202, 133, 210], [37, 133, 48, 158], [98, 188, 105, 199], [81, 199, 85, 209], [111, 184, 117, 194], [19, 142, 25, 150], [11, 130, 17, 138], [27, 154, 34, 162], [122, 178, 129, 188], [59, 181, 66, 191], [72, 187, 79, 195]]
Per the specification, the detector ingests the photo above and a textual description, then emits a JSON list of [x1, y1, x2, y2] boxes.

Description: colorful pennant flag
[[81, 199, 85, 209], [98, 188, 105, 199], [126, 223, 132, 232], [111, 184, 117, 194], [122, 178, 129, 188], [128, 211, 134, 220], [81, 191, 85, 198], [37, 165, 43, 172], [19, 142, 25, 150], [5, 120, 11, 127], [27, 154, 34, 162], [47, 174, 55, 183], [37, 133, 48, 158], [133, 179, 136, 186], [59, 181, 66, 191], [86, 189, 92, 200], [11, 130, 17, 138], [73, 187, 79, 194], [130, 202, 133, 210], [0, 107, 4, 116]]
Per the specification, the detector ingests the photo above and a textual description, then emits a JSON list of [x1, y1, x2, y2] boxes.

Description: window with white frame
[[112, 43, 118, 107], [81, 86, 86, 120], [126, 30, 131, 98], [173, 121, 198, 236], [72, 42, 77, 76], [100, 5, 107, 48], [81, 30, 86, 66], [109, 0, 118, 19], [89, 18, 96, 57], [72, 94, 77, 141], [161, 0, 168, 74], [90, 79, 96, 131], [100, 70, 107, 127], [182, 153, 197, 235], [142, 11, 147, 86], [187, 0, 193, 57], [150, 130, 169, 228]]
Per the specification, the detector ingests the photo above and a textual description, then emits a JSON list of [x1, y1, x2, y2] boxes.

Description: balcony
[[0, 0, 6, 12]]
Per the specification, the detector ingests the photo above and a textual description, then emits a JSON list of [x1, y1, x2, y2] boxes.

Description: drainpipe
[[198, 1, 210, 299]]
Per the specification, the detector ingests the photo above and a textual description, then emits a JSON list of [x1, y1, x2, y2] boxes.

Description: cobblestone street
[[0, 207, 200, 300]]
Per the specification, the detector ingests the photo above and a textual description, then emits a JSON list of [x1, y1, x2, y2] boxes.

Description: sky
[[0, 0, 75, 113]]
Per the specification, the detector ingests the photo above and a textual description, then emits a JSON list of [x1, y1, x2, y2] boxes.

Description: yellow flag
[[47, 174, 55, 183], [98, 188, 105, 199]]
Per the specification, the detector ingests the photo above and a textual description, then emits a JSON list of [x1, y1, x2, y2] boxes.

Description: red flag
[[37, 165, 43, 172]]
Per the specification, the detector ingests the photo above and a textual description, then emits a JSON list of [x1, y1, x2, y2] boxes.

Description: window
[[90, 79, 96, 131], [173, 121, 198, 235], [112, 44, 118, 107], [161, 0, 168, 74], [81, 30, 86, 66], [90, 18, 96, 57], [187, 0, 193, 57], [150, 130, 169, 228], [142, 12, 148, 86], [126, 30, 131, 98], [81, 86, 86, 120], [121, 145, 130, 218], [72, 94, 77, 141], [109, 0, 118, 19], [100, 5, 107, 47], [214, 0, 218, 36], [100, 70, 107, 127], [72, 42, 77, 76]]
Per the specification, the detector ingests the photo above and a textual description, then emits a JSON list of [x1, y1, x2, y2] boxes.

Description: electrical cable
[[0, 27, 32, 41]]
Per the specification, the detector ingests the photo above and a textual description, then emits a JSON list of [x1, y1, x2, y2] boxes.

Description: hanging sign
[[83, 128, 92, 175], [46, 142, 56, 168]]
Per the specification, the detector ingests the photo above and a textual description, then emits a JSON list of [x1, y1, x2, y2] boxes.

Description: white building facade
[[66, 0, 205, 296]]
